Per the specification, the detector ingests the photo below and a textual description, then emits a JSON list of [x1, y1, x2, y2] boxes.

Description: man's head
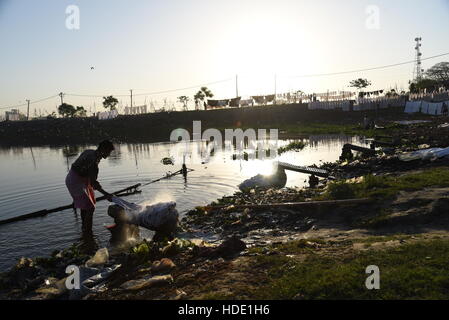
[[98, 140, 115, 159]]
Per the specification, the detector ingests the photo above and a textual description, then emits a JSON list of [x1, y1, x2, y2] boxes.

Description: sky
[[1, 0, 449, 115]]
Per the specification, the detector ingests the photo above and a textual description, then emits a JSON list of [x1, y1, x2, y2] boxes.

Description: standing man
[[65, 140, 115, 234]]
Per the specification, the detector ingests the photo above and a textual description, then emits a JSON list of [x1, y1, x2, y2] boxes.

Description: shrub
[[326, 181, 356, 200]]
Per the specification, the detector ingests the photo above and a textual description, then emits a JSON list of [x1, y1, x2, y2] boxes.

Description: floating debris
[[161, 157, 174, 165]]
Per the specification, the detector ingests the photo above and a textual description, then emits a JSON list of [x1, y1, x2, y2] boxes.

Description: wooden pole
[[0, 184, 142, 226], [235, 75, 238, 98], [26, 99, 30, 120], [203, 198, 374, 211]]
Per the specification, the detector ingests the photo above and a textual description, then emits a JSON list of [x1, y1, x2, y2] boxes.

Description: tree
[[194, 87, 214, 110], [349, 78, 372, 98], [409, 78, 440, 93], [349, 78, 372, 90], [385, 89, 398, 98], [58, 103, 76, 117], [103, 95, 119, 111], [47, 112, 57, 119], [58, 103, 86, 118], [178, 96, 190, 110], [74, 106, 87, 117], [424, 62, 449, 86]]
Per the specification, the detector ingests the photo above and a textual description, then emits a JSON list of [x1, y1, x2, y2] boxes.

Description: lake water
[[0, 135, 368, 272]]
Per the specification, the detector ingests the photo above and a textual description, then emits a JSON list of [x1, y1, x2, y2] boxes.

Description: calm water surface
[[0, 135, 368, 271]]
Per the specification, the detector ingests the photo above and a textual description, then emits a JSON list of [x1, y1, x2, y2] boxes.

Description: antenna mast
[[413, 37, 423, 82]]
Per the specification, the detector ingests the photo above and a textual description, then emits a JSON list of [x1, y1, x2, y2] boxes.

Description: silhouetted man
[[65, 140, 115, 234]]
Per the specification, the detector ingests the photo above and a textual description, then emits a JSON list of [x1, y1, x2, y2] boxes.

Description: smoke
[[139, 191, 175, 208]]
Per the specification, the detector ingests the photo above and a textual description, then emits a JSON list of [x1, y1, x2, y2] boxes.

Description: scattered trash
[[85, 248, 109, 268], [120, 274, 173, 291], [195, 236, 246, 259], [394, 120, 431, 125], [35, 277, 67, 297], [399, 147, 449, 162], [173, 289, 187, 300], [161, 157, 174, 165], [151, 258, 176, 274], [69, 264, 121, 300]]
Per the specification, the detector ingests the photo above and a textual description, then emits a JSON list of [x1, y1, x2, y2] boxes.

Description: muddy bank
[[3, 169, 449, 300], [0, 105, 423, 147]]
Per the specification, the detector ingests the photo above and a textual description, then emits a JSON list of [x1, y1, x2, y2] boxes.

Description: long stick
[[0, 184, 142, 226], [141, 168, 194, 186], [203, 198, 374, 211]]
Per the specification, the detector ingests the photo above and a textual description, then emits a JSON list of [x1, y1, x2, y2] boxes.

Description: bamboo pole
[[0, 184, 142, 226], [203, 198, 374, 211]]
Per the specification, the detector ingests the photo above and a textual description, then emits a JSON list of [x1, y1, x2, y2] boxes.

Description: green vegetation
[[57, 103, 87, 118], [102, 95, 119, 111], [194, 87, 214, 110], [251, 238, 449, 299], [277, 140, 307, 155], [322, 168, 449, 200]]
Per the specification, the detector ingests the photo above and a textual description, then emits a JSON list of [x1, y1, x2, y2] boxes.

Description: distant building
[[5, 109, 21, 121]]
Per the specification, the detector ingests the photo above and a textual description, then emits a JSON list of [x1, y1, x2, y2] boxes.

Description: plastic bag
[[399, 147, 449, 162]]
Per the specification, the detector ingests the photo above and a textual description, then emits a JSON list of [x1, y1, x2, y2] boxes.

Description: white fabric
[[399, 147, 449, 161], [135, 202, 178, 230], [111, 197, 178, 230], [98, 110, 118, 120], [112, 197, 142, 212], [308, 100, 351, 111]]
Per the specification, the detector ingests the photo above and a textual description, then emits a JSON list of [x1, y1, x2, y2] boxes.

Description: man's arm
[[92, 180, 113, 201]]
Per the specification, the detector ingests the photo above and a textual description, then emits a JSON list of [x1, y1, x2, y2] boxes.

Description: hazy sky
[[1, 0, 449, 114]]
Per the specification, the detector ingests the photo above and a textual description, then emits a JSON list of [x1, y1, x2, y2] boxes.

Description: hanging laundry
[[219, 99, 229, 107], [207, 100, 220, 107], [98, 110, 119, 120], [265, 94, 275, 103], [240, 99, 253, 107], [252, 96, 266, 104], [421, 101, 430, 114], [230, 97, 241, 107]]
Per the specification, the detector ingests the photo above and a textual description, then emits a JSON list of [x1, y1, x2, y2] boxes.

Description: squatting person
[[65, 140, 115, 233]]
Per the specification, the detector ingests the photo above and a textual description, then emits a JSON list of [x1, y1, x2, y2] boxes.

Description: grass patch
[[251, 238, 449, 299], [322, 168, 449, 200], [353, 209, 394, 228]]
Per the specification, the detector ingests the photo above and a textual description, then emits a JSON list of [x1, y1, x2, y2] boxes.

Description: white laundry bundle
[[399, 147, 449, 162], [111, 197, 178, 230]]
